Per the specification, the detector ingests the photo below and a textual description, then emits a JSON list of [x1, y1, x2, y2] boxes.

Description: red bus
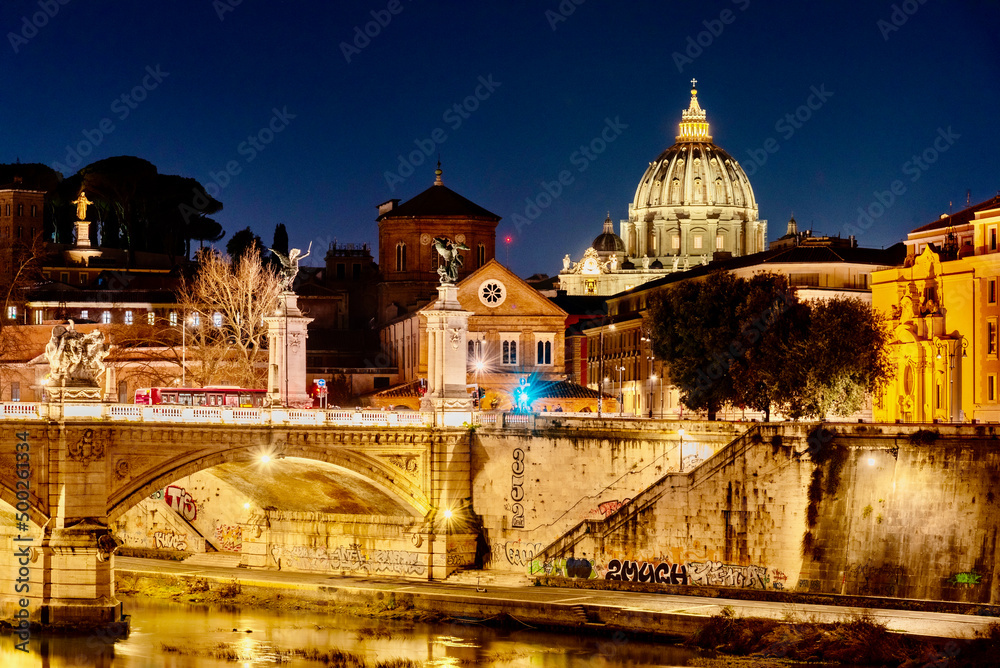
[[134, 387, 266, 408]]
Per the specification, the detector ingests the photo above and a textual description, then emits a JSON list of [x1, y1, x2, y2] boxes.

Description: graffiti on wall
[[163, 485, 198, 521], [846, 561, 904, 596], [771, 569, 788, 590], [214, 523, 243, 552], [489, 539, 544, 568], [152, 530, 188, 551], [530, 556, 601, 579], [688, 560, 769, 589], [270, 543, 425, 576], [948, 571, 982, 587], [510, 448, 525, 528], [596, 499, 630, 517], [606, 559, 690, 585]]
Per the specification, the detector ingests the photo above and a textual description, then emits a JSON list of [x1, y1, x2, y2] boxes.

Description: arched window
[[30, 204, 37, 217], [502, 340, 517, 365], [395, 242, 406, 272], [17, 203, 23, 216], [477, 243, 486, 267], [536, 340, 551, 365]]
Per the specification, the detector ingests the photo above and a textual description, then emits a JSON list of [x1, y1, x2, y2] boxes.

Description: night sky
[[2, 0, 998, 277]]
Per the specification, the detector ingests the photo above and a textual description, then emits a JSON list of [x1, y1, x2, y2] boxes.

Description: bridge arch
[[0, 480, 48, 528], [108, 445, 432, 523]]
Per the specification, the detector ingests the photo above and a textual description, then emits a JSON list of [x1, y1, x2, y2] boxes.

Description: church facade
[[559, 83, 767, 296]]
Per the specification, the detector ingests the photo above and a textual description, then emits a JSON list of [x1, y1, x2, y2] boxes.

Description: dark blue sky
[[2, 0, 998, 277]]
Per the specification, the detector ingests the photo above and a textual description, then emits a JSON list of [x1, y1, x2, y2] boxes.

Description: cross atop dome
[[677, 82, 712, 142]]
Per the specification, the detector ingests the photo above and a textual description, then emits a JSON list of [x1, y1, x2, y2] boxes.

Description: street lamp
[[935, 335, 969, 422], [678, 427, 686, 472], [618, 365, 625, 415]]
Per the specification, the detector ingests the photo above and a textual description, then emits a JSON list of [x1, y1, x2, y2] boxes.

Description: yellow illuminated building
[[873, 203, 1000, 423]]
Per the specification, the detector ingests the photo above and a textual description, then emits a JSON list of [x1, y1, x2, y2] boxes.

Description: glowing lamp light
[[475, 360, 485, 372], [243, 502, 250, 510], [443, 509, 453, 519], [868, 457, 876, 466], [505, 235, 512, 244], [260, 455, 271, 464]]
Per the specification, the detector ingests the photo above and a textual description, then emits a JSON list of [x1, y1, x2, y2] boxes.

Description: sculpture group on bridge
[[44, 320, 110, 387]]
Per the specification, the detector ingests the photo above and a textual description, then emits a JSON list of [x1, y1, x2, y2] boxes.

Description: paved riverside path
[[116, 557, 996, 640]]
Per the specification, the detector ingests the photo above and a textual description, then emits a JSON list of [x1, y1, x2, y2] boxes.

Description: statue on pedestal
[[433, 236, 469, 284], [44, 321, 110, 387], [271, 242, 311, 291], [72, 191, 93, 221]]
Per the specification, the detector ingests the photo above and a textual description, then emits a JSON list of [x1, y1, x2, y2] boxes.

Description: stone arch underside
[[0, 481, 48, 527], [108, 445, 432, 523]]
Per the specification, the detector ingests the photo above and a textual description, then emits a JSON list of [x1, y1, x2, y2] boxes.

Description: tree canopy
[[646, 271, 891, 420]]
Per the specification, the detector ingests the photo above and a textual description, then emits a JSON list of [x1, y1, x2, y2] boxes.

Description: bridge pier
[[35, 523, 121, 627]]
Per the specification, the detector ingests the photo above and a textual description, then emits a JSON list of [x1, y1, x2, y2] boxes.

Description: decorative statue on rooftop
[[433, 236, 469, 284], [72, 191, 93, 221], [271, 241, 311, 291], [44, 320, 110, 386]]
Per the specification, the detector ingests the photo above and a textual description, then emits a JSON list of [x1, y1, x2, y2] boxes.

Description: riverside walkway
[[116, 557, 997, 641]]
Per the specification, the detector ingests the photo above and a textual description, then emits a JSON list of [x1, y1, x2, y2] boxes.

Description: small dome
[[592, 213, 625, 253], [621, 257, 635, 269], [650, 258, 664, 269]]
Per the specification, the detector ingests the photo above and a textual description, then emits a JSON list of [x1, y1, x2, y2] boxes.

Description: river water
[[2, 595, 708, 667]]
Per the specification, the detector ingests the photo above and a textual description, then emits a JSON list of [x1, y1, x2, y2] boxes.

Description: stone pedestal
[[64, 219, 102, 265], [420, 284, 473, 427], [265, 292, 314, 408]]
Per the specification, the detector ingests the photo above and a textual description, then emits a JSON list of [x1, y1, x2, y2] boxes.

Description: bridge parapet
[[1, 403, 431, 428]]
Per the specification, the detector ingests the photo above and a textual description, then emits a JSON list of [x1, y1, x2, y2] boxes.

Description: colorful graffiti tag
[[163, 485, 198, 521], [606, 559, 689, 584], [270, 543, 425, 576], [214, 523, 243, 552]]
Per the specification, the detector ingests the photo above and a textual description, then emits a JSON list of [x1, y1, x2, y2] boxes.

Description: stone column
[[265, 292, 314, 408], [420, 285, 473, 427]]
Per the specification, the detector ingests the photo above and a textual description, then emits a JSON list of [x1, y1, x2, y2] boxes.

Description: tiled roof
[[909, 195, 1000, 234], [377, 184, 499, 221], [532, 379, 613, 400]]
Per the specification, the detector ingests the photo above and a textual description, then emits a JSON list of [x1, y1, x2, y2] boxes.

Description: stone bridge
[[0, 405, 471, 627]]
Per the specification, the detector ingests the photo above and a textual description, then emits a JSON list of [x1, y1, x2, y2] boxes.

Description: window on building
[[395, 242, 406, 272], [11, 382, 20, 402], [585, 279, 596, 295], [989, 319, 998, 356], [17, 204, 23, 216], [124, 310, 133, 325], [169, 311, 178, 326], [536, 340, 552, 365], [213, 312, 222, 327], [790, 273, 820, 287], [101, 311, 111, 324], [79, 272, 88, 285], [501, 336, 518, 365], [4, 204, 9, 215], [477, 243, 486, 268], [6, 305, 15, 319], [33, 310, 42, 324], [990, 279, 997, 305], [30, 204, 37, 217], [671, 235, 680, 250], [336, 263, 346, 279], [60, 272, 69, 283], [80, 310, 89, 320], [147, 311, 155, 325], [992, 227, 998, 252], [716, 234, 724, 250], [118, 380, 128, 403], [990, 375, 996, 402], [352, 263, 361, 279], [192, 313, 200, 327], [693, 235, 703, 249]]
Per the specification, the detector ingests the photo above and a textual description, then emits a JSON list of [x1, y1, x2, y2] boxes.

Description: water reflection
[[1, 596, 704, 667]]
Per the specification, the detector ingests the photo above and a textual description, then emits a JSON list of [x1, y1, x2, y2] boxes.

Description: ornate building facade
[[560, 84, 767, 296]]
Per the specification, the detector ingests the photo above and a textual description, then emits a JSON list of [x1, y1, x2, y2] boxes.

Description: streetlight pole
[[618, 365, 624, 415]]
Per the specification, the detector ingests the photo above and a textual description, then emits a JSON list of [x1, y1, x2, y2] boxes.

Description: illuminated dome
[[592, 213, 625, 255], [622, 82, 767, 259]]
